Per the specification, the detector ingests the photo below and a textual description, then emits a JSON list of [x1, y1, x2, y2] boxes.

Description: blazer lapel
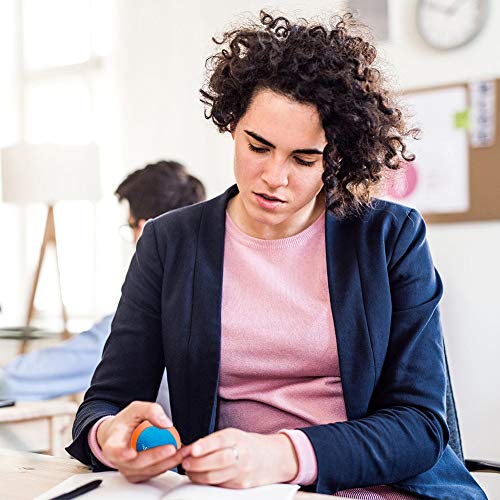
[[325, 211, 376, 420], [185, 186, 238, 444]]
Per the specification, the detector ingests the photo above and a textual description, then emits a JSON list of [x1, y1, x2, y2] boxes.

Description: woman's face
[[230, 88, 327, 239]]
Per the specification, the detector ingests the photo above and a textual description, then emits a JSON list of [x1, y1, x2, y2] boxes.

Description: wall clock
[[416, 0, 490, 50]]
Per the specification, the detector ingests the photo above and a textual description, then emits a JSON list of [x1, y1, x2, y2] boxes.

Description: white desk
[[0, 401, 77, 456]]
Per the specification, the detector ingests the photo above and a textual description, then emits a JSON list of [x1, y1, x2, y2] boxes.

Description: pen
[[49, 479, 102, 500]]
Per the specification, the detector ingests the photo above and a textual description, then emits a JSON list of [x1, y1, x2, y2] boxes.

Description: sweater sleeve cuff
[[87, 415, 117, 469], [279, 429, 318, 485]]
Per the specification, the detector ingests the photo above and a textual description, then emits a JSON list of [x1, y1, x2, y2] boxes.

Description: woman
[[67, 12, 485, 499]]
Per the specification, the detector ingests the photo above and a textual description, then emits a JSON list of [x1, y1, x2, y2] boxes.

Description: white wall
[[112, 0, 499, 493]]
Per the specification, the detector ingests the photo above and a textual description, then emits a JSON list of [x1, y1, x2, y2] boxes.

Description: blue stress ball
[[131, 421, 181, 451]]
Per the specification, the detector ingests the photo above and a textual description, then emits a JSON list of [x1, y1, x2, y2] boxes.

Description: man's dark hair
[[201, 11, 419, 218], [115, 160, 206, 221]]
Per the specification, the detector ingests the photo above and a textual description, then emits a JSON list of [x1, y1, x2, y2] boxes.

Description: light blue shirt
[[0, 314, 171, 417]]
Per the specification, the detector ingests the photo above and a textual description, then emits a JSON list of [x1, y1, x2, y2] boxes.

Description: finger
[[121, 451, 180, 481], [125, 474, 151, 484], [126, 444, 178, 470], [218, 478, 253, 489], [109, 440, 181, 469], [124, 401, 172, 428], [183, 448, 238, 472], [124, 468, 170, 484], [177, 444, 193, 460], [187, 465, 239, 486], [190, 429, 238, 457]]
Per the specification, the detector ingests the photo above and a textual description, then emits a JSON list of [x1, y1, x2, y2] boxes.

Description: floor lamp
[[1, 144, 101, 354]]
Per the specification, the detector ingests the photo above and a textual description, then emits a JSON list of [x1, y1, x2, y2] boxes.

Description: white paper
[[382, 86, 469, 214], [36, 470, 300, 500]]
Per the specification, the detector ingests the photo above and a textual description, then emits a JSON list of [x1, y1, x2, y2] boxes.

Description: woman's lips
[[254, 192, 285, 209]]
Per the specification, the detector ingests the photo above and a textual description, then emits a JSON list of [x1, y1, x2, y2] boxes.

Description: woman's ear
[[229, 123, 235, 139]]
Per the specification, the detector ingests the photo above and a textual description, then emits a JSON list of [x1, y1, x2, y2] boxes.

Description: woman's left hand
[[179, 428, 299, 488]]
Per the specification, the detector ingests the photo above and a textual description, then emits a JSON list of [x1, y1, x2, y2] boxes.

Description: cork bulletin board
[[403, 79, 500, 224]]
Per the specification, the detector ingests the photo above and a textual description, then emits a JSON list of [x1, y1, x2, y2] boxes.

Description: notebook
[[35, 470, 300, 500]]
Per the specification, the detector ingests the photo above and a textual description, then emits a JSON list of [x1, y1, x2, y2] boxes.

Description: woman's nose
[[261, 159, 289, 188]]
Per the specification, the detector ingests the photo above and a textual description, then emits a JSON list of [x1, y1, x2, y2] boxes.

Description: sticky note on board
[[454, 109, 470, 130]]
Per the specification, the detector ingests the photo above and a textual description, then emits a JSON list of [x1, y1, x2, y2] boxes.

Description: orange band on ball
[[167, 426, 182, 449], [130, 420, 152, 449]]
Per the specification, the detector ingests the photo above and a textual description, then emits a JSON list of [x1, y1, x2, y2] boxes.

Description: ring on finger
[[231, 446, 239, 462]]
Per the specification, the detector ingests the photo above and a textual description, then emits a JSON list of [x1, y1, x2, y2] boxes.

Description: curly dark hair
[[200, 11, 418, 218]]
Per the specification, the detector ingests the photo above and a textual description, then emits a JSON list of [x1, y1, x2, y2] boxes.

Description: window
[[0, 0, 123, 330]]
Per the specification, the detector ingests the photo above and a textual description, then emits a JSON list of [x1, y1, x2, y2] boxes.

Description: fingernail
[[183, 459, 191, 469]]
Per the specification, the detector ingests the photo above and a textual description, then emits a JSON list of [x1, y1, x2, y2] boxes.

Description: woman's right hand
[[96, 401, 184, 483]]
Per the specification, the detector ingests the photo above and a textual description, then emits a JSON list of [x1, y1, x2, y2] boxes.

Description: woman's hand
[[96, 401, 184, 483], [180, 428, 299, 489]]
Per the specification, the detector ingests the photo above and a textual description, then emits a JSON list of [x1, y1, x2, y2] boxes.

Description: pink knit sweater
[[217, 212, 417, 499]]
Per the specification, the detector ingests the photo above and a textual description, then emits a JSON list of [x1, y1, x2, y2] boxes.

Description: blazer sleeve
[[66, 221, 166, 469], [300, 209, 449, 494]]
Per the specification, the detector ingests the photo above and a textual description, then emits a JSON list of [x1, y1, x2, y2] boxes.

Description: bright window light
[[23, 0, 92, 70], [0, 0, 19, 148], [90, 0, 116, 57], [25, 76, 93, 145]]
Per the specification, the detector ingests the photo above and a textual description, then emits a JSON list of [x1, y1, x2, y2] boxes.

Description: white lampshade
[[1, 143, 101, 204]]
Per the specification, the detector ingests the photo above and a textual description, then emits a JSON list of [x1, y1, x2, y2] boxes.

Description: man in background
[[0, 160, 205, 411]]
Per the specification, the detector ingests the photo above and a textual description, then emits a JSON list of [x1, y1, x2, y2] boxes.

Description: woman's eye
[[294, 157, 315, 167], [248, 143, 268, 154]]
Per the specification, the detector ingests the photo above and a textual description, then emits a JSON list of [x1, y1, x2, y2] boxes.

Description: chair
[[444, 346, 500, 473]]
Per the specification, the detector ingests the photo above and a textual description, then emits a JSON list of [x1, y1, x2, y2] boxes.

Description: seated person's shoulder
[[344, 199, 425, 253], [360, 198, 423, 233]]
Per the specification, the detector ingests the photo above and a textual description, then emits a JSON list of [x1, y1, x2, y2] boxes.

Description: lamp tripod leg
[[21, 205, 68, 354]]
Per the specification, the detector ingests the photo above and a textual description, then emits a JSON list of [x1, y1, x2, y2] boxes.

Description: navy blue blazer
[[67, 186, 485, 499]]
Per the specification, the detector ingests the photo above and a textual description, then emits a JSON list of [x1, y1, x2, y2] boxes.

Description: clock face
[[417, 0, 490, 50]]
